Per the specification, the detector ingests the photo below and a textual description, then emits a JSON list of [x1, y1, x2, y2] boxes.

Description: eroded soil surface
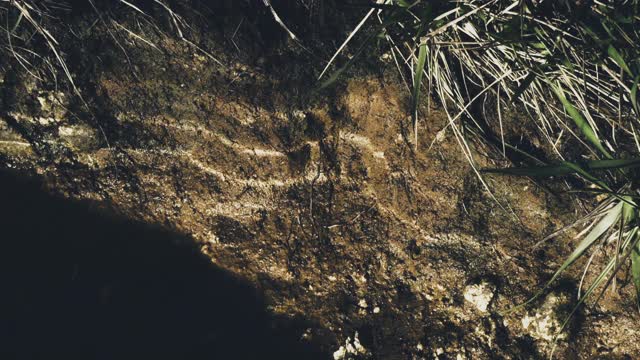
[[1, 3, 639, 359]]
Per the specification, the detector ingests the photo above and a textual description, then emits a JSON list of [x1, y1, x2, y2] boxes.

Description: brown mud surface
[[1, 2, 638, 359]]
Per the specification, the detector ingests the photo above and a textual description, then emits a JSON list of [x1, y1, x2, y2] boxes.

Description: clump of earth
[[0, 2, 638, 358]]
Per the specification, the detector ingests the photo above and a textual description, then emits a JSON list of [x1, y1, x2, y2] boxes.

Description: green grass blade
[[551, 84, 613, 159], [549, 201, 623, 285], [555, 228, 640, 341], [607, 45, 633, 77], [561, 161, 611, 191], [567, 189, 640, 199], [633, 238, 640, 310], [482, 158, 640, 177], [623, 199, 637, 223], [555, 230, 636, 341], [412, 43, 428, 109], [503, 202, 624, 316], [412, 42, 428, 148], [482, 164, 572, 177], [631, 75, 640, 116], [588, 158, 640, 170], [316, 33, 374, 91]]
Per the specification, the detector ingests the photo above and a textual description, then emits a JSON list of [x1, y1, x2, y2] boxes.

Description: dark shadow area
[[0, 170, 326, 360]]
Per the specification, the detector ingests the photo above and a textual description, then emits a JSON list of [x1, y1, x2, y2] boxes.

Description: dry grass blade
[[318, 7, 375, 80], [112, 20, 160, 51], [262, 0, 301, 43], [10, 0, 79, 96], [2, 0, 225, 99]]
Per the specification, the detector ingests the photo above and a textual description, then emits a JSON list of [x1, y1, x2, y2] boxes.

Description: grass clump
[[319, 0, 640, 346], [0, 0, 221, 97]]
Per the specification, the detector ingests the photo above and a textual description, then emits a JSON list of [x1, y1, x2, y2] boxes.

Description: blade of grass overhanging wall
[[561, 161, 612, 192], [119, 0, 149, 16], [412, 42, 428, 150], [505, 202, 624, 315], [607, 45, 633, 78], [426, 1, 495, 38], [482, 158, 640, 177], [552, 83, 613, 159], [317, 33, 375, 91], [632, 239, 640, 310], [502, 142, 548, 165], [10, 10, 24, 35], [631, 75, 640, 117], [593, 227, 640, 308], [551, 201, 623, 285], [13, 2, 79, 97], [318, 7, 376, 80], [587, 158, 640, 170], [262, 0, 302, 42], [622, 197, 637, 223], [563, 163, 639, 203], [556, 228, 639, 343], [568, 189, 640, 201], [482, 164, 573, 177]]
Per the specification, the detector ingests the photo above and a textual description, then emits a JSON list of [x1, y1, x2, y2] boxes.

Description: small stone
[[373, 306, 380, 314], [334, 332, 368, 360], [521, 292, 569, 342], [464, 281, 495, 313], [37, 117, 57, 126], [292, 109, 306, 121], [333, 346, 346, 360], [352, 333, 366, 354]]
